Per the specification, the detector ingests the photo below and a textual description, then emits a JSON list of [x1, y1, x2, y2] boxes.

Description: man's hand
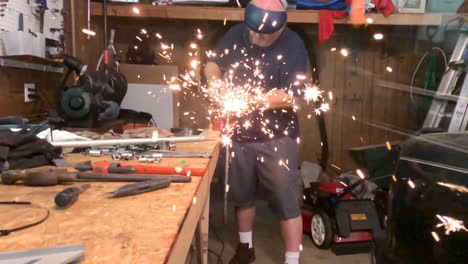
[[261, 89, 295, 109], [204, 62, 223, 82]]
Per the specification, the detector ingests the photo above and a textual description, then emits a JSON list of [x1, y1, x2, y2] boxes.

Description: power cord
[[409, 47, 447, 103], [186, 223, 225, 264], [209, 249, 223, 263], [0, 201, 50, 236], [209, 223, 225, 264]]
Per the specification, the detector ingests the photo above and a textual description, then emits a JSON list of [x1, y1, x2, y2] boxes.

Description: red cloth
[[319, 10, 347, 43], [318, 0, 395, 43], [212, 118, 226, 131], [373, 0, 395, 17]]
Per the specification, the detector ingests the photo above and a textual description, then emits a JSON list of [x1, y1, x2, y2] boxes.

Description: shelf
[[0, 55, 64, 73], [91, 3, 468, 26]]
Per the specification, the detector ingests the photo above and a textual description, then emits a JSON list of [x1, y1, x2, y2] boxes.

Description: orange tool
[[90, 161, 206, 177]]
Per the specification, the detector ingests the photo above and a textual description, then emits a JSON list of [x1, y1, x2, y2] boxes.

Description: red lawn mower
[[302, 177, 384, 255]]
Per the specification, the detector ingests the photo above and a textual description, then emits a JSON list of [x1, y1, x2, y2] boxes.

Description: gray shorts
[[228, 137, 302, 220]]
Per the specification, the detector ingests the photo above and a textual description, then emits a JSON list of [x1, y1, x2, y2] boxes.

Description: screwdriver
[[55, 184, 91, 208]]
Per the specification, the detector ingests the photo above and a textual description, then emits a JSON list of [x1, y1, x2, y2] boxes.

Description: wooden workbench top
[[0, 140, 219, 263]]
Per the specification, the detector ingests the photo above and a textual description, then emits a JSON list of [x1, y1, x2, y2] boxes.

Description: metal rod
[[87, 0, 90, 40], [223, 116, 230, 224], [146, 150, 212, 158], [103, 0, 108, 50], [51, 136, 206, 148]]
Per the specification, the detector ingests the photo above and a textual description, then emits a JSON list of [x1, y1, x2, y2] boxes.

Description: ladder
[[423, 30, 468, 132]]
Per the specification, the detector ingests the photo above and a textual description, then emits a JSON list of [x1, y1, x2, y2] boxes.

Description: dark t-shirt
[[209, 23, 308, 142]]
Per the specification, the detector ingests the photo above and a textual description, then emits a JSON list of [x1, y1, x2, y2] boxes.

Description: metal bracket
[[0, 58, 63, 73], [0, 243, 85, 264]]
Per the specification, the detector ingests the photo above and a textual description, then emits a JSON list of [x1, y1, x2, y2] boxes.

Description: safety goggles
[[244, 3, 287, 34]]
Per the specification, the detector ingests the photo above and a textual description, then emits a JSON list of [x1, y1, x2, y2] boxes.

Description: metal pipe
[[224, 115, 230, 224], [224, 143, 230, 224], [103, 0, 108, 49], [51, 136, 207, 148], [145, 150, 212, 158], [87, 0, 91, 40]]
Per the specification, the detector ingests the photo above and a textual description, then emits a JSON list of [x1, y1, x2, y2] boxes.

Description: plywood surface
[[0, 140, 219, 263]]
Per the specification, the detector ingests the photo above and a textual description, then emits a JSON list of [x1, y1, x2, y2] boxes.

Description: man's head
[[244, 0, 287, 47]]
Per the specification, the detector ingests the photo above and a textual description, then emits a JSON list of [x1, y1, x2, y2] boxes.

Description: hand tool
[[83, 148, 211, 160], [81, 146, 120, 156], [124, 163, 205, 176], [78, 172, 191, 183], [111, 178, 171, 198], [0, 243, 85, 264], [1, 168, 191, 186], [137, 156, 162, 164], [1, 168, 76, 186], [74, 161, 136, 174], [54, 184, 91, 208], [80, 161, 206, 177], [111, 151, 135, 161], [140, 150, 213, 159]]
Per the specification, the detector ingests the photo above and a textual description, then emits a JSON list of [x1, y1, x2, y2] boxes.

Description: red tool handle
[[92, 161, 206, 177], [104, 50, 109, 65], [122, 163, 206, 176]]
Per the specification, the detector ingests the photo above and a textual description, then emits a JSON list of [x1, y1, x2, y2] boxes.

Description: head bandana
[[244, 3, 287, 34]]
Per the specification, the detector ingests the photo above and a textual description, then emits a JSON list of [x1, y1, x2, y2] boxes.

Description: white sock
[[285, 251, 300, 264], [239, 231, 253, 248]]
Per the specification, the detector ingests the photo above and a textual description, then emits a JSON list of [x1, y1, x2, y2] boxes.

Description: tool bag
[[0, 130, 62, 171]]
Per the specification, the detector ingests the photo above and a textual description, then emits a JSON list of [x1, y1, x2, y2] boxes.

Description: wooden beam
[[196, 192, 209, 264], [90, 2, 467, 26], [166, 143, 220, 264]]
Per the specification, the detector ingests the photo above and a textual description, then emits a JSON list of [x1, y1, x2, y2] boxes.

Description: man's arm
[[205, 62, 292, 109], [206, 63, 300, 110]]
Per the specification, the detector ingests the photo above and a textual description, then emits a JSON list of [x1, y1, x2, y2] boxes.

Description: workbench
[[0, 140, 219, 264]]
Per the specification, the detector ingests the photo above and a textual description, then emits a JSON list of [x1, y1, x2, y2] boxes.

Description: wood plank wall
[[70, 3, 435, 172], [0, 0, 74, 119], [0, 69, 61, 119], [64, 0, 105, 71], [297, 25, 424, 171]]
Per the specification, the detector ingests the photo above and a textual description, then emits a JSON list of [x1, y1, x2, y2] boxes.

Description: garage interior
[[0, 0, 467, 264]]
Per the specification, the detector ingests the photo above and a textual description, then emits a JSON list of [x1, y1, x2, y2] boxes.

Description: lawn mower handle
[[338, 179, 365, 199]]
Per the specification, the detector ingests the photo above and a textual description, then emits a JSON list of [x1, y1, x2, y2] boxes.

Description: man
[[204, 0, 308, 263]]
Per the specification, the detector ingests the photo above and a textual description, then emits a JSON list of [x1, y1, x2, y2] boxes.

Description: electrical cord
[[409, 47, 448, 103], [0, 201, 50, 236], [409, 15, 465, 103], [209, 249, 223, 263], [209, 223, 225, 264], [151, 118, 158, 127]]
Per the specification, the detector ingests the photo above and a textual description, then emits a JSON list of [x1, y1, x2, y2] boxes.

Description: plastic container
[[0, 31, 45, 57], [426, 0, 464, 13]]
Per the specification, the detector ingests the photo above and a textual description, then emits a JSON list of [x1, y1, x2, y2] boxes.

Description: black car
[[383, 132, 468, 264]]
